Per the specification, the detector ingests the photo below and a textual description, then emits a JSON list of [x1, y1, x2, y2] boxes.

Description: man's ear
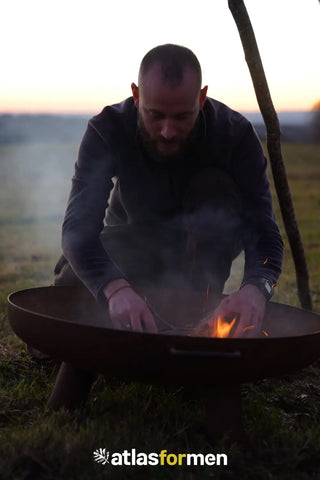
[[131, 83, 139, 108], [199, 85, 208, 109]]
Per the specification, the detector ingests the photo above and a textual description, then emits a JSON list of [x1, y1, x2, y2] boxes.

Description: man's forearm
[[103, 278, 131, 302]]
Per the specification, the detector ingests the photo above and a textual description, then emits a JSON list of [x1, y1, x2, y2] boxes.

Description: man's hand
[[212, 285, 266, 337], [103, 279, 158, 333]]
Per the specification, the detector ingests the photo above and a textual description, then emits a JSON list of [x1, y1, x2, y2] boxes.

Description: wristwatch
[[241, 277, 275, 301]]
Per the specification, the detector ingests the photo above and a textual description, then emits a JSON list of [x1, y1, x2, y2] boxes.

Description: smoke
[[0, 115, 88, 269], [1, 114, 247, 300]]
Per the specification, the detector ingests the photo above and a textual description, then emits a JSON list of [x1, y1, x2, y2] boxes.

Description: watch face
[[264, 281, 272, 294], [260, 279, 274, 300]]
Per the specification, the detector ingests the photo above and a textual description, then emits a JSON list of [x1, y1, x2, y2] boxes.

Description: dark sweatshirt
[[61, 97, 283, 302]]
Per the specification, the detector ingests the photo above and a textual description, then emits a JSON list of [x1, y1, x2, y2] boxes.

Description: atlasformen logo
[[93, 448, 110, 465], [93, 448, 228, 467]]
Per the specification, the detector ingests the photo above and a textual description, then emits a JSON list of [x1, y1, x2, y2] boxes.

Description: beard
[[137, 115, 200, 164]]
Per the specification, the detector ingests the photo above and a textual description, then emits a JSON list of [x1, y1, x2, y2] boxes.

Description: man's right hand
[[103, 279, 158, 333]]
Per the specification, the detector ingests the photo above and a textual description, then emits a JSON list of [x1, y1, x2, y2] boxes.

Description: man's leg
[[53, 254, 85, 287], [99, 223, 187, 289], [182, 167, 243, 294], [49, 258, 96, 410]]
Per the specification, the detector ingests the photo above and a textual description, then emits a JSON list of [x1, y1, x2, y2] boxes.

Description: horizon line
[[0, 107, 313, 116]]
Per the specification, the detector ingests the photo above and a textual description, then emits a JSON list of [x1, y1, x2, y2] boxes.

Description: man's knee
[[183, 167, 243, 242], [183, 167, 242, 213], [181, 168, 243, 290], [53, 255, 84, 287]]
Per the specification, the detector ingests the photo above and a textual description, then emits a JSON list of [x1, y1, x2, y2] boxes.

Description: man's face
[[132, 64, 207, 161]]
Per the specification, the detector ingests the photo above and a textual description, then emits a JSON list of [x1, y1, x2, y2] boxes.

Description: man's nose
[[160, 118, 177, 140]]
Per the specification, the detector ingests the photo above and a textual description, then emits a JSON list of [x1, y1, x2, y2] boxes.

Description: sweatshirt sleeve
[[61, 122, 127, 302], [231, 121, 284, 284]]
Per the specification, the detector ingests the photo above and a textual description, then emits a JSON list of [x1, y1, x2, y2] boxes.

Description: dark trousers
[[54, 168, 243, 295]]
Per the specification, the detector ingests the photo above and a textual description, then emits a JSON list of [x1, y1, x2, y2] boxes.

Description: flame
[[263, 258, 269, 264], [262, 330, 269, 337], [211, 316, 236, 338]]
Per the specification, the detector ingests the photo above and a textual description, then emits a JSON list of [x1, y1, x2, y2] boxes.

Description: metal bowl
[[7, 286, 320, 386]]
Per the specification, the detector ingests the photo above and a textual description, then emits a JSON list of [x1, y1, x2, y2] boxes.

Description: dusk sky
[[1, 0, 319, 114]]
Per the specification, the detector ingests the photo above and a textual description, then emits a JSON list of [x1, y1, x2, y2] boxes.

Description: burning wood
[[189, 313, 237, 338], [190, 284, 272, 338], [189, 317, 269, 338]]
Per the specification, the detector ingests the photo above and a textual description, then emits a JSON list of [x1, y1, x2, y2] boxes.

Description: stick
[[228, 0, 313, 310]]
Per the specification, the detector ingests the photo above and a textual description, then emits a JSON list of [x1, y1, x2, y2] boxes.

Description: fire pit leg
[[203, 384, 244, 442], [47, 362, 95, 410]]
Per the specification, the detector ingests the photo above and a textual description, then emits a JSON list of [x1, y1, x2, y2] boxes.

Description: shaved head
[[138, 44, 202, 91]]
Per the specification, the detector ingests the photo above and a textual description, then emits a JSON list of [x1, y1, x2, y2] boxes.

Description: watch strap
[[241, 277, 275, 301]]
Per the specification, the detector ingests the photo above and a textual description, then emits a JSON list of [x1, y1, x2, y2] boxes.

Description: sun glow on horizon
[[0, 91, 316, 116], [1, 0, 319, 115]]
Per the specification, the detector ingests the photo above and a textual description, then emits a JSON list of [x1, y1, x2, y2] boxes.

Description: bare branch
[[228, 0, 313, 310]]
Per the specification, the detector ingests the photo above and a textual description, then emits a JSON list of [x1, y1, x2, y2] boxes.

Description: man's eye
[[149, 111, 163, 120], [175, 114, 190, 121]]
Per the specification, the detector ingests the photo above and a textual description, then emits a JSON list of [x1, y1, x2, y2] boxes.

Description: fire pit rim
[[7, 286, 320, 342]]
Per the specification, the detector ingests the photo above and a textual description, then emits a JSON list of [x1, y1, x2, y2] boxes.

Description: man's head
[[131, 44, 208, 161]]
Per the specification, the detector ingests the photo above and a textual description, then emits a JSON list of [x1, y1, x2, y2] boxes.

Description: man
[[55, 44, 283, 338]]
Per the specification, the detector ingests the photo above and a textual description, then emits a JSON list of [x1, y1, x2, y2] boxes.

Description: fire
[[210, 316, 237, 338], [189, 315, 270, 338]]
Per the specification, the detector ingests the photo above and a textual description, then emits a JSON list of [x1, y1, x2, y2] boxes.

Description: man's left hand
[[212, 285, 266, 337]]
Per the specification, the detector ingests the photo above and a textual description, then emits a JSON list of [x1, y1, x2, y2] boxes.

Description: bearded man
[[55, 43, 283, 338]]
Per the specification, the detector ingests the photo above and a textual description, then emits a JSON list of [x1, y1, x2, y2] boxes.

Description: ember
[[242, 325, 254, 333], [202, 284, 211, 314], [206, 284, 210, 299]]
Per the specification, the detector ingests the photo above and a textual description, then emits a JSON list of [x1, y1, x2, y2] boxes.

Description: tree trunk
[[228, 0, 312, 310]]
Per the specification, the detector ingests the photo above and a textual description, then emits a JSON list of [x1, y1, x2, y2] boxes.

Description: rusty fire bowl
[[7, 286, 320, 386]]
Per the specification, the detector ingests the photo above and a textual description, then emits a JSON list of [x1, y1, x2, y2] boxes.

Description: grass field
[[1, 141, 320, 479]]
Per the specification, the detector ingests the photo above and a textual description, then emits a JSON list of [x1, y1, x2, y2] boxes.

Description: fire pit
[[7, 285, 320, 439]]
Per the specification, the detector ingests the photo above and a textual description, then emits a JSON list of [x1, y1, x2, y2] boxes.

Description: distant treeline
[[0, 114, 89, 145], [253, 123, 314, 143], [0, 113, 315, 145]]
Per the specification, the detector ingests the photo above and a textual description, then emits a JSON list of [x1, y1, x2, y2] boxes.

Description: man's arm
[[62, 123, 125, 300], [232, 123, 283, 279], [212, 121, 283, 336], [61, 123, 157, 332]]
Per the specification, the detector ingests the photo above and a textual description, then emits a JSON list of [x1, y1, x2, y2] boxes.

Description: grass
[[269, 143, 320, 311], [1, 141, 320, 479]]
